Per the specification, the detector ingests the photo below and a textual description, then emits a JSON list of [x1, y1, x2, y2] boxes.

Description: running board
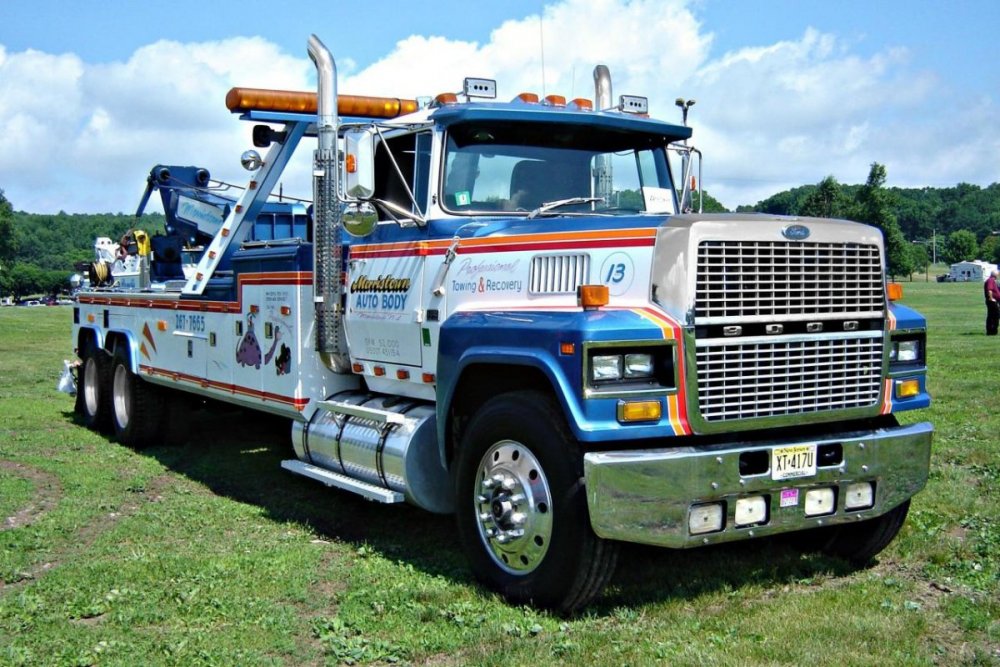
[[281, 460, 404, 504]]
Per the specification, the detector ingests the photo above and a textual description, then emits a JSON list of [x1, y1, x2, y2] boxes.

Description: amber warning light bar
[[226, 87, 420, 119]]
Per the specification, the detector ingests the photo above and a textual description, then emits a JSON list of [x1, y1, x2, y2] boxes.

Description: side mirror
[[342, 202, 377, 237], [343, 128, 376, 199]]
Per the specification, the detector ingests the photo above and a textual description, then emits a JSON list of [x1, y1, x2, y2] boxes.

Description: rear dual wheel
[[76, 343, 111, 432], [110, 352, 165, 448], [455, 391, 618, 613]]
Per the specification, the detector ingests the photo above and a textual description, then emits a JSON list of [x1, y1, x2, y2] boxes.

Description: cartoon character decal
[[236, 312, 262, 369], [274, 344, 291, 375], [237, 312, 293, 375]]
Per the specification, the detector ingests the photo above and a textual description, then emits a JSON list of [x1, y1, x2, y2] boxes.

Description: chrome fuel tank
[[292, 392, 453, 513]]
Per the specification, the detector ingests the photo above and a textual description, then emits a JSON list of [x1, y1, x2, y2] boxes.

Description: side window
[[372, 130, 431, 217]]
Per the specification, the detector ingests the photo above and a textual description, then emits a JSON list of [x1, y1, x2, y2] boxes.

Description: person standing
[[985, 269, 1000, 336]]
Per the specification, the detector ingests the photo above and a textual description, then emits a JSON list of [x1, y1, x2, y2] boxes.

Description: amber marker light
[[280, 306, 291, 316], [434, 93, 458, 106], [896, 379, 920, 398], [352, 363, 364, 373], [396, 369, 410, 380], [887, 283, 904, 301], [544, 94, 567, 107], [560, 342, 576, 355], [618, 400, 662, 423], [569, 98, 594, 111], [87, 313, 96, 323], [578, 284, 610, 309], [157, 320, 168, 332], [514, 92, 540, 103], [373, 366, 386, 377], [422, 373, 436, 383]]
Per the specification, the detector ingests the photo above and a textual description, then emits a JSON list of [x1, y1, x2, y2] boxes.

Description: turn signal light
[[618, 400, 661, 423], [896, 378, 920, 398], [578, 284, 609, 308], [887, 283, 903, 301]]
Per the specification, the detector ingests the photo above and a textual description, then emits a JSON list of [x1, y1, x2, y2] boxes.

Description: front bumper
[[583, 420, 932, 548]]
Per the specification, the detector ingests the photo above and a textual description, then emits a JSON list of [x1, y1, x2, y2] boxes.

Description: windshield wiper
[[527, 197, 605, 219]]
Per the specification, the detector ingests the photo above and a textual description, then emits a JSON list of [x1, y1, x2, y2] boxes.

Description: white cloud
[[0, 0, 996, 214]]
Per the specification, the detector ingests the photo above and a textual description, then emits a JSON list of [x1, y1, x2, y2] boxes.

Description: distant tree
[[850, 163, 913, 279], [691, 190, 728, 213], [980, 235, 1000, 265], [0, 189, 16, 268], [942, 230, 980, 264], [799, 176, 848, 218], [908, 244, 930, 280]]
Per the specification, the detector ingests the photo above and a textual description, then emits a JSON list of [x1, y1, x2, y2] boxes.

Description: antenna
[[539, 10, 546, 96]]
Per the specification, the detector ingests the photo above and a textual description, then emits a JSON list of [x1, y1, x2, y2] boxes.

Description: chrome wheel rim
[[112, 364, 130, 430], [474, 440, 553, 575]]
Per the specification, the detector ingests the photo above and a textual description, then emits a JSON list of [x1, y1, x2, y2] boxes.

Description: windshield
[[441, 121, 678, 216]]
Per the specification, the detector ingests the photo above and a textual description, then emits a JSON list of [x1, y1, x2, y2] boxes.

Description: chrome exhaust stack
[[593, 65, 614, 203], [308, 34, 349, 373]]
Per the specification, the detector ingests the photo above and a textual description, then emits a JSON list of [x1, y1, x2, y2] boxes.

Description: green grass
[[0, 288, 998, 666]]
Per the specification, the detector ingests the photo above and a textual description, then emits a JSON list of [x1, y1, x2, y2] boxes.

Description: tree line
[[1, 169, 997, 297], [736, 168, 1000, 276], [0, 189, 165, 298]]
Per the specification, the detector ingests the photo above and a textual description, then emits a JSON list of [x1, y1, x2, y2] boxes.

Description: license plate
[[771, 444, 817, 481]]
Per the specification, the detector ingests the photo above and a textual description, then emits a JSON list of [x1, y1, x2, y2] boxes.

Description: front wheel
[[454, 391, 618, 613], [110, 352, 164, 448], [791, 500, 911, 565]]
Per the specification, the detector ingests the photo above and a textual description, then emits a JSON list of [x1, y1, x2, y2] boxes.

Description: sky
[[1, 0, 998, 214]]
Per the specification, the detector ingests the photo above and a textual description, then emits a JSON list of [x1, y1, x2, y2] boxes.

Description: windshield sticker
[[455, 191, 471, 206], [642, 186, 674, 213]]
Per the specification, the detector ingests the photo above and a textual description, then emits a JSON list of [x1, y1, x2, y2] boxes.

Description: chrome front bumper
[[583, 421, 933, 548]]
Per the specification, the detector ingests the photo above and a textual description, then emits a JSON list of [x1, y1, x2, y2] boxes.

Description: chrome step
[[316, 399, 407, 425], [281, 460, 404, 504]]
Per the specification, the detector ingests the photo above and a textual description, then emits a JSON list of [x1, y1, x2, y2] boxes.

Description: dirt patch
[[0, 472, 173, 590], [1, 460, 63, 531]]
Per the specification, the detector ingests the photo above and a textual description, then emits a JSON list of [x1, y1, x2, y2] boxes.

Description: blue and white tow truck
[[67, 35, 933, 611]]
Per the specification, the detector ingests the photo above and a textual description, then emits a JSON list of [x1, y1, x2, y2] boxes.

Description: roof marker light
[[514, 92, 540, 104], [619, 95, 649, 115], [433, 92, 459, 106], [463, 77, 497, 99], [543, 94, 566, 107], [569, 98, 594, 111]]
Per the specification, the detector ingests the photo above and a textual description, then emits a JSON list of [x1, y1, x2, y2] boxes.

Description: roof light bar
[[225, 87, 419, 119]]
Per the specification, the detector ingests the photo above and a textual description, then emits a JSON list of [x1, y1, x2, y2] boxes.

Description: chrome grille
[[695, 241, 883, 322], [529, 253, 589, 294], [695, 334, 883, 421]]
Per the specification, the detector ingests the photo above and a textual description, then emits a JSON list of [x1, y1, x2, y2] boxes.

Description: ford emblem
[[782, 224, 810, 241]]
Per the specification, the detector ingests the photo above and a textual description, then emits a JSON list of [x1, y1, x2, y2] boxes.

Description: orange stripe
[[351, 228, 657, 255], [625, 306, 692, 435], [880, 378, 893, 414]]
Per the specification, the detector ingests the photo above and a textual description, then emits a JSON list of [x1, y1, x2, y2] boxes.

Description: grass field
[[1, 282, 997, 666]]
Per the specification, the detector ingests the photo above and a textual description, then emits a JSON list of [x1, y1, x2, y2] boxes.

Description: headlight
[[587, 346, 675, 391], [592, 354, 623, 381], [624, 353, 654, 379], [889, 338, 922, 363]]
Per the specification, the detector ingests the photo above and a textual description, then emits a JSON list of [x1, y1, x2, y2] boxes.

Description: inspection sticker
[[780, 488, 799, 508]]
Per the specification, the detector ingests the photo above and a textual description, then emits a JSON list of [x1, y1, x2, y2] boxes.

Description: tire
[[454, 390, 618, 613], [77, 343, 111, 432], [791, 500, 911, 565], [110, 351, 164, 448]]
